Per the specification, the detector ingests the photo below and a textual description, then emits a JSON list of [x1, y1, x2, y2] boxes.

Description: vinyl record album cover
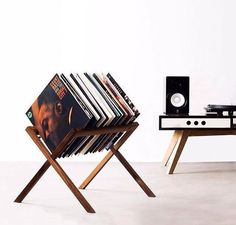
[[26, 74, 91, 152], [26, 73, 139, 155]]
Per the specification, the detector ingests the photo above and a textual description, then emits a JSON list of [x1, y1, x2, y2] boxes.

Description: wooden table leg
[[161, 130, 182, 166], [167, 130, 189, 174]]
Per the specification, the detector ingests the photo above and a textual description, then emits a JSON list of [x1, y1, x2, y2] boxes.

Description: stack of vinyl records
[[26, 73, 139, 157]]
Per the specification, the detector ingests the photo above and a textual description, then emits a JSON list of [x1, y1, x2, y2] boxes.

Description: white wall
[[1, 0, 236, 161]]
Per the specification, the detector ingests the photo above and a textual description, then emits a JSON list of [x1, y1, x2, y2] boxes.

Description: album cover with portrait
[[26, 74, 92, 152]]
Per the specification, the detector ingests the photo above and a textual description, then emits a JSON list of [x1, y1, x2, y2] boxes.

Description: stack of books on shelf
[[26, 73, 139, 157]]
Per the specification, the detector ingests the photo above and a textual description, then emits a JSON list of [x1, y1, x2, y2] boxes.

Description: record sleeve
[[84, 73, 123, 153], [104, 73, 140, 149], [90, 73, 127, 152], [59, 74, 99, 157], [26, 74, 91, 152], [74, 73, 113, 155]]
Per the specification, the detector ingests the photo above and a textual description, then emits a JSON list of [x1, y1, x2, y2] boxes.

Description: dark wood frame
[[162, 129, 236, 174], [14, 122, 155, 213]]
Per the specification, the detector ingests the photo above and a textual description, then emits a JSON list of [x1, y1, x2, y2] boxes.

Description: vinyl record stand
[[14, 122, 155, 213]]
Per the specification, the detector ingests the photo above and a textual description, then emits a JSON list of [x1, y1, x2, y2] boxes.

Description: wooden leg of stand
[[79, 125, 138, 189], [14, 128, 75, 203], [79, 151, 114, 189], [14, 161, 51, 203], [167, 130, 189, 175], [161, 130, 182, 166], [44, 153, 95, 213], [22, 127, 95, 213], [110, 146, 156, 197]]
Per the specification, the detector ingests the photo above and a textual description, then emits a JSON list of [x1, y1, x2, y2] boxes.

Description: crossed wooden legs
[[80, 144, 156, 197], [79, 126, 155, 198], [14, 127, 95, 213], [15, 123, 155, 213]]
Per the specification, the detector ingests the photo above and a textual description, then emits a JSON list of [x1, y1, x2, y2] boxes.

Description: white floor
[[1, 161, 236, 225]]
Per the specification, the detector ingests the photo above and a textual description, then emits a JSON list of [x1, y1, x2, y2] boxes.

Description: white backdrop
[[1, 0, 236, 161]]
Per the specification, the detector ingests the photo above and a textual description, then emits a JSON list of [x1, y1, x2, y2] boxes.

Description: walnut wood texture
[[79, 122, 155, 197], [79, 124, 138, 189], [188, 129, 236, 136], [14, 128, 76, 203], [110, 146, 156, 197], [24, 127, 95, 213], [15, 122, 155, 213], [75, 122, 139, 137]]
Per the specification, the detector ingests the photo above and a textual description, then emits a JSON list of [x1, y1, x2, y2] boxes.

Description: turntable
[[205, 104, 236, 116]]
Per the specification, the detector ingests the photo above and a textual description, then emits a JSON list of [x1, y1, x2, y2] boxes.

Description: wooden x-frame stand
[[162, 129, 236, 174], [14, 122, 155, 213]]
